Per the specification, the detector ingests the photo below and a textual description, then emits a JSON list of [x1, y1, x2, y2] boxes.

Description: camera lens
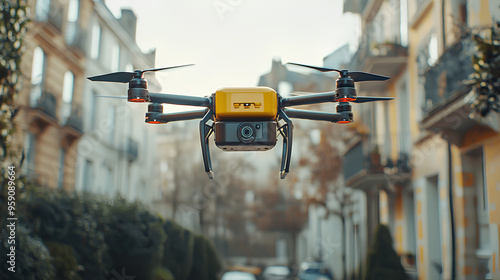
[[237, 123, 256, 144], [241, 125, 254, 139]]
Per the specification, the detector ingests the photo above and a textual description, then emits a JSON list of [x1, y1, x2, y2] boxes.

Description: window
[[65, 0, 80, 44], [81, 159, 94, 191], [400, 0, 408, 46], [30, 47, 46, 107], [108, 106, 116, 144], [427, 34, 438, 66], [89, 91, 98, 130], [35, 0, 50, 21], [417, 32, 439, 74], [90, 22, 101, 59], [105, 165, 114, 194], [22, 132, 36, 175], [60, 71, 74, 124], [397, 79, 411, 155], [57, 148, 66, 189], [111, 43, 120, 72]]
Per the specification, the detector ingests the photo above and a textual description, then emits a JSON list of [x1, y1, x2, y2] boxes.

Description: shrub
[[364, 224, 409, 280], [0, 188, 222, 280]]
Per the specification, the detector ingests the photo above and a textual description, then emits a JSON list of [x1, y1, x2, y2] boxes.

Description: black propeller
[[352, 96, 394, 103], [88, 64, 194, 83], [286, 62, 390, 82], [95, 95, 128, 99]]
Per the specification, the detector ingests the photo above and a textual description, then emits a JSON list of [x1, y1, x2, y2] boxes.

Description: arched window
[[30, 47, 46, 107], [66, 0, 80, 44], [67, 0, 79, 22], [60, 71, 75, 124]]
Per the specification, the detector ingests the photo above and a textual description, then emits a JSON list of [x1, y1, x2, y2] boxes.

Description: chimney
[[118, 9, 137, 41]]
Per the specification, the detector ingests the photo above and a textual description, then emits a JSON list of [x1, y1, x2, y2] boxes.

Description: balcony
[[27, 90, 58, 131], [61, 106, 83, 146], [126, 138, 138, 161], [420, 36, 485, 145], [343, 0, 384, 23], [35, 0, 64, 33], [343, 141, 412, 191], [343, 142, 386, 190], [348, 37, 408, 93], [383, 153, 412, 186], [66, 22, 87, 54]]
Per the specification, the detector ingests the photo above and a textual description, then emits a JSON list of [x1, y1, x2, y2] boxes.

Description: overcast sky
[[105, 0, 360, 99]]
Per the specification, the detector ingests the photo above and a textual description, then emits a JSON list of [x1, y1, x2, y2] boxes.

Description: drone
[[88, 62, 393, 179]]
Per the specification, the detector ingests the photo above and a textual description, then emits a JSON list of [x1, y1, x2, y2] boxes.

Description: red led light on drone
[[129, 98, 147, 103], [338, 120, 351, 124], [337, 98, 356, 102]]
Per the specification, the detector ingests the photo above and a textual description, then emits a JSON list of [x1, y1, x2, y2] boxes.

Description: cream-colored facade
[[17, 0, 163, 206], [344, 0, 500, 279], [16, 0, 94, 190]]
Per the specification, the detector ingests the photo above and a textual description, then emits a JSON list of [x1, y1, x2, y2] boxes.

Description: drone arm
[[149, 92, 212, 107], [282, 108, 344, 123], [154, 109, 208, 123], [200, 110, 214, 179], [280, 91, 335, 107], [278, 110, 293, 179]]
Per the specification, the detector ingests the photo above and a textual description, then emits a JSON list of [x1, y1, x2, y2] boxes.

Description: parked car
[[222, 270, 258, 280], [262, 265, 292, 280], [298, 262, 333, 280]]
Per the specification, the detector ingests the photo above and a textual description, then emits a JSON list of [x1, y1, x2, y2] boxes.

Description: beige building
[[344, 0, 500, 279], [17, 0, 94, 190], [17, 0, 163, 207]]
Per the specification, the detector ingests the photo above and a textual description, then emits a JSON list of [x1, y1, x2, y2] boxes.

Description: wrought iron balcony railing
[[422, 36, 475, 116]]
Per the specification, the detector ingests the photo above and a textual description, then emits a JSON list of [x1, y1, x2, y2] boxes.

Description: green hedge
[[364, 224, 409, 280], [0, 189, 221, 280]]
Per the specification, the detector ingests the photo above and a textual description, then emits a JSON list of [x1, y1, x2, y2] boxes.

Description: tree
[[0, 0, 28, 190], [364, 224, 409, 280], [465, 24, 500, 118], [252, 179, 308, 266], [307, 125, 353, 280], [1, 187, 222, 280]]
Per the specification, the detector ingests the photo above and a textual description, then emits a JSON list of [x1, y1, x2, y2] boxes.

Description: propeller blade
[[352, 96, 394, 103], [88, 72, 135, 83], [88, 64, 195, 83], [143, 64, 194, 73], [286, 62, 340, 73], [349, 71, 390, 82], [95, 95, 128, 99]]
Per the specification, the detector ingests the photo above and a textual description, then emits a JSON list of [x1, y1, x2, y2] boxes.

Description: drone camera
[[214, 121, 277, 151], [215, 87, 278, 120]]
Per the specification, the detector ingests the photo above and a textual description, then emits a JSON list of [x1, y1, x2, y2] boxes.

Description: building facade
[[343, 0, 500, 279], [17, 0, 93, 190], [75, 0, 162, 204], [17, 0, 162, 206]]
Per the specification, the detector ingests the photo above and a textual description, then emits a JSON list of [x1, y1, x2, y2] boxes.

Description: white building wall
[[76, 2, 161, 207]]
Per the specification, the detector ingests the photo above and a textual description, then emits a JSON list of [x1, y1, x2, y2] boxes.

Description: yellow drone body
[[214, 87, 278, 120]]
